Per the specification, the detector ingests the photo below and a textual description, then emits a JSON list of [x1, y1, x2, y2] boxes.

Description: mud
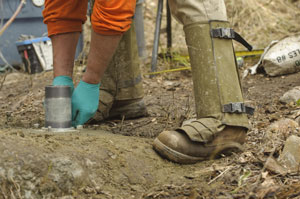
[[0, 128, 225, 199]]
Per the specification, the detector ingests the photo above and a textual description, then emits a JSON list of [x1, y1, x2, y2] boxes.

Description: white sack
[[244, 34, 300, 77]]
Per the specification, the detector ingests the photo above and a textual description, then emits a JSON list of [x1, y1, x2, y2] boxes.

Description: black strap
[[223, 102, 254, 115], [233, 32, 253, 51], [211, 28, 253, 51]]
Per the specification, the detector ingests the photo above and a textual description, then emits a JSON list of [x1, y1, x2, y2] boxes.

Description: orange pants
[[43, 0, 136, 36]]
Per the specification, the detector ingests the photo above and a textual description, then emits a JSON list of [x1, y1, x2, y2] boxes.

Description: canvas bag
[[245, 34, 300, 77]]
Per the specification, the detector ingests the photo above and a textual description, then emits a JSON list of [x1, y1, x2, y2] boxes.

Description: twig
[[0, 184, 8, 199], [119, 115, 125, 132], [127, 120, 152, 130], [0, 0, 26, 37], [24, 57, 33, 89], [0, 72, 7, 91], [208, 166, 234, 185], [10, 187, 16, 199], [11, 178, 22, 199], [246, 141, 276, 199]]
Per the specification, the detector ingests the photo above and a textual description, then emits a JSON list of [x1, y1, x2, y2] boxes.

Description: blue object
[[52, 76, 74, 93], [0, 0, 83, 67], [71, 80, 100, 127], [15, 37, 51, 46]]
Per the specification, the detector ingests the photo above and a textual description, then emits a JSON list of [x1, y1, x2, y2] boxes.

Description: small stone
[[236, 57, 244, 68], [33, 123, 39, 128], [95, 186, 102, 194], [59, 196, 74, 199], [81, 187, 95, 194], [295, 116, 300, 126], [279, 135, 300, 171], [163, 81, 181, 91], [279, 86, 300, 104], [76, 125, 83, 130], [19, 131, 25, 138], [264, 157, 287, 175], [267, 119, 298, 139]]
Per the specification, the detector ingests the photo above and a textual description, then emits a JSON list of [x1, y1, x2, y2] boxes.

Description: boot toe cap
[[153, 130, 206, 164]]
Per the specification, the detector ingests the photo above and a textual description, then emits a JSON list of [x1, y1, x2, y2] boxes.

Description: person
[[43, 0, 141, 127], [43, 0, 253, 164], [152, 0, 254, 164]]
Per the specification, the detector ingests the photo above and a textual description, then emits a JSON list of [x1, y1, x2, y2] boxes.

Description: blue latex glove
[[52, 75, 74, 93], [72, 80, 100, 127]]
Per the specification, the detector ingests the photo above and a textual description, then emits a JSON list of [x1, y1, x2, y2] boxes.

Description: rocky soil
[[1, 0, 300, 198]]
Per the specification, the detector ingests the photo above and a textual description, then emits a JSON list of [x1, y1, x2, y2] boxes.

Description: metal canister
[[44, 86, 72, 129]]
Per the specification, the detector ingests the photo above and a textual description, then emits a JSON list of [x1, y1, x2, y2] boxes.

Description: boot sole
[[153, 138, 205, 164], [109, 100, 148, 120], [153, 137, 244, 164]]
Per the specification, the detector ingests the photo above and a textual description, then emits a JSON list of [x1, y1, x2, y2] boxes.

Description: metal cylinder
[[45, 86, 72, 129]]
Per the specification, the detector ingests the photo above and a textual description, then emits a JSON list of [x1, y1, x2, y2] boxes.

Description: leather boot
[[154, 119, 247, 164], [153, 21, 253, 163]]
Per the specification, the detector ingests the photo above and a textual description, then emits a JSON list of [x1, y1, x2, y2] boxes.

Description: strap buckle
[[223, 102, 254, 115], [211, 28, 253, 51], [211, 28, 235, 39]]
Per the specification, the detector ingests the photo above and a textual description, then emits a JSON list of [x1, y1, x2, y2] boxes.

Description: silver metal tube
[[134, 0, 147, 59], [45, 86, 72, 129], [151, 0, 164, 75]]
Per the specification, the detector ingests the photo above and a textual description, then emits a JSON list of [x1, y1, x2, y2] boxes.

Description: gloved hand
[[52, 75, 74, 93], [71, 80, 100, 127]]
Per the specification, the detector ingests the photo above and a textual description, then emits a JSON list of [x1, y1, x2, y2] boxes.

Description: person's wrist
[[52, 75, 74, 93], [82, 70, 101, 84]]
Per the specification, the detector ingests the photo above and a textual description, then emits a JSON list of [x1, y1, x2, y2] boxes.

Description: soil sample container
[[44, 86, 72, 129]]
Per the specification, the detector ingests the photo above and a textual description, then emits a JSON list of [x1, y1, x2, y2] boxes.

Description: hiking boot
[[153, 119, 247, 164], [91, 97, 148, 122], [109, 98, 148, 119]]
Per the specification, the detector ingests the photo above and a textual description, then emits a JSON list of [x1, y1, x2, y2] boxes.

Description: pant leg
[[168, 0, 228, 25], [96, 24, 144, 119], [167, 0, 249, 129], [43, 0, 88, 36], [92, 0, 137, 35]]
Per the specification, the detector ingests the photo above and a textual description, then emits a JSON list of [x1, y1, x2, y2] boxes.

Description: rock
[[264, 157, 288, 175], [3, 72, 27, 86], [59, 196, 74, 199], [279, 86, 300, 104], [267, 119, 299, 140], [279, 135, 300, 171], [256, 176, 278, 199], [81, 186, 95, 194], [163, 81, 181, 91], [296, 116, 300, 126], [236, 57, 244, 68], [49, 157, 85, 190]]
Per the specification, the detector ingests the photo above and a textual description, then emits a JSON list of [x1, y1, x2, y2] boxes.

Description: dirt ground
[[1, 0, 300, 198]]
